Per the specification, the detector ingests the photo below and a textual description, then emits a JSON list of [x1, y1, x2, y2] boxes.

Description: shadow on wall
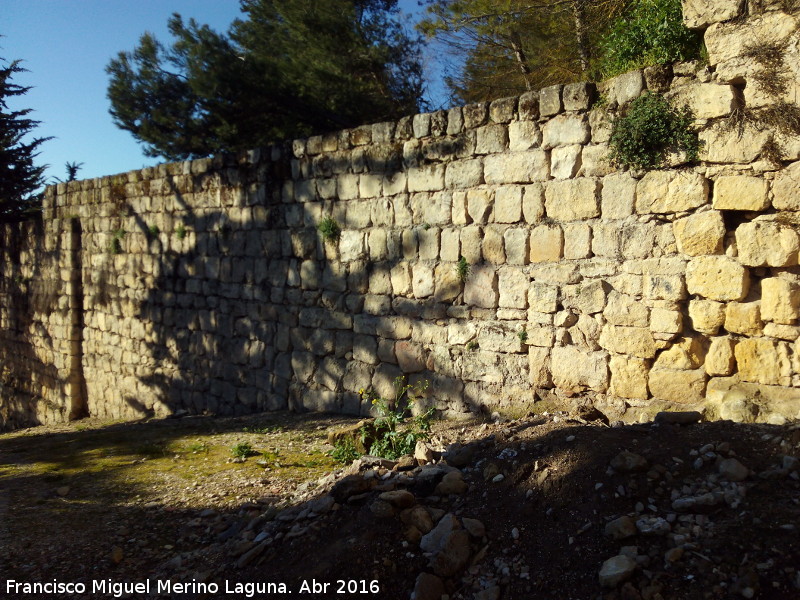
[[85, 138, 486, 423], [0, 219, 71, 430]]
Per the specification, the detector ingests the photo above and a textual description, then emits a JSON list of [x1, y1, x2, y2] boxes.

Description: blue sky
[[1, 0, 447, 184]]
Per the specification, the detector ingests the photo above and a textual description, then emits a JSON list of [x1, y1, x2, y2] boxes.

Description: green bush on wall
[[608, 92, 699, 170], [597, 0, 703, 78]]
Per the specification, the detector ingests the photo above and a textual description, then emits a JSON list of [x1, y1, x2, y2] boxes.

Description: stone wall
[[1, 0, 799, 429]]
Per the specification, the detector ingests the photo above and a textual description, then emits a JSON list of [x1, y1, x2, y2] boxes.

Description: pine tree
[[107, 0, 424, 161], [0, 57, 51, 222]]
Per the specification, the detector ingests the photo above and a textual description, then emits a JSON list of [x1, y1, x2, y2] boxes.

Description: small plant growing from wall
[[608, 92, 699, 169], [517, 329, 528, 344], [110, 229, 125, 254], [147, 224, 160, 238], [175, 224, 187, 240], [317, 216, 341, 242], [455, 256, 470, 282]]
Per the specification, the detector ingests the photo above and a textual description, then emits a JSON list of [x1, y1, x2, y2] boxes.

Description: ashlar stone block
[[464, 265, 498, 309], [545, 178, 600, 221], [636, 171, 709, 214], [648, 368, 706, 403], [686, 255, 749, 301], [772, 161, 800, 211], [735, 338, 792, 386], [484, 151, 549, 184], [725, 301, 763, 336], [528, 282, 559, 313], [601, 173, 637, 219], [599, 325, 658, 358], [736, 221, 799, 267], [529, 224, 563, 263], [498, 267, 529, 309], [494, 185, 523, 223], [673, 210, 725, 256], [688, 299, 725, 334], [609, 355, 649, 399], [504, 228, 529, 265], [761, 277, 800, 324], [475, 124, 508, 154], [542, 114, 591, 149], [713, 176, 770, 211], [682, 0, 743, 29], [551, 145, 583, 180], [705, 337, 735, 376], [551, 346, 609, 392]]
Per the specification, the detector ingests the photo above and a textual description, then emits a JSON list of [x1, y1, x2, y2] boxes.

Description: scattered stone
[[611, 451, 649, 472], [430, 529, 471, 577], [415, 441, 434, 465], [370, 499, 395, 519], [111, 546, 124, 564], [605, 516, 637, 540], [635, 516, 671, 536], [420, 513, 460, 553], [56, 486, 70, 497], [461, 517, 486, 539], [474, 586, 501, 600], [599, 555, 637, 588], [719, 458, 749, 482], [379, 490, 416, 509], [401, 506, 435, 534], [412, 572, 445, 600], [435, 471, 468, 495], [331, 474, 376, 503]]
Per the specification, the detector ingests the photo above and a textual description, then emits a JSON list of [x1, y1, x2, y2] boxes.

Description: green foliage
[[419, 0, 626, 104], [317, 216, 341, 242], [0, 57, 52, 222], [106, 1, 423, 160], [597, 0, 702, 78], [175, 224, 187, 239], [517, 329, 528, 344], [329, 437, 361, 465], [466, 341, 478, 351], [230, 442, 255, 459], [455, 256, 470, 283], [147, 224, 160, 237], [608, 92, 699, 170], [110, 229, 125, 254], [359, 377, 434, 460]]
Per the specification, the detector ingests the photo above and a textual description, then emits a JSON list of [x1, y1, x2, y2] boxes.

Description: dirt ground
[[1, 406, 799, 600]]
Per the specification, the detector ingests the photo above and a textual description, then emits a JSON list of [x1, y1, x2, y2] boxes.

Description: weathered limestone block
[[463, 102, 488, 129], [600, 325, 658, 358], [653, 336, 706, 370], [650, 308, 682, 336], [375, 316, 413, 340], [545, 178, 600, 221], [603, 71, 644, 107], [440, 228, 460, 262], [524, 324, 555, 347], [712, 176, 770, 211], [563, 223, 592, 260], [689, 299, 726, 334], [529, 224, 563, 263], [291, 351, 317, 382], [604, 291, 649, 327], [551, 145, 583, 179], [551, 346, 609, 392], [648, 368, 707, 403], [477, 322, 524, 353], [342, 361, 373, 393], [580, 144, 613, 177], [563, 280, 608, 314], [464, 265, 498, 308], [528, 282, 559, 313], [563, 82, 595, 111], [445, 159, 484, 189], [636, 171, 709, 214], [395, 341, 426, 373], [542, 114, 591, 149], [484, 151, 549, 184], [609, 355, 649, 399], [460, 226, 482, 264], [601, 173, 637, 219], [504, 228, 529, 265], [529, 262, 581, 285], [448, 322, 477, 345], [391, 262, 412, 295], [725, 300, 765, 337], [509, 121, 542, 151], [772, 161, 800, 210], [475, 124, 508, 154], [764, 323, 800, 341], [412, 263, 435, 298], [494, 186, 523, 223], [539, 85, 563, 117], [434, 264, 460, 303], [682, 0, 743, 29], [359, 174, 383, 199], [408, 164, 445, 193], [522, 184, 545, 223], [483, 226, 506, 264], [699, 121, 770, 164], [528, 347, 553, 387], [339, 231, 366, 262], [761, 277, 800, 324], [666, 82, 737, 119], [686, 256, 749, 301], [706, 337, 735, 376], [673, 210, 725, 256], [735, 221, 799, 267], [644, 274, 687, 302], [498, 267, 529, 309], [490, 96, 517, 123], [735, 338, 792, 385], [467, 189, 493, 224]]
